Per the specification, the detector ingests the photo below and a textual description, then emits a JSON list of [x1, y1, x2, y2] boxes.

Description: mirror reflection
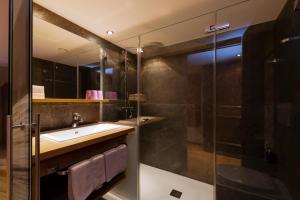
[[32, 16, 101, 99]]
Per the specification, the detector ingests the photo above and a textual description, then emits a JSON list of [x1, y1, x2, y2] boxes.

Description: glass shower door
[[138, 12, 216, 200], [215, 0, 295, 199]]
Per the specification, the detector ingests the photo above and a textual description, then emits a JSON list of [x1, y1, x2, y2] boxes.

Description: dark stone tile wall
[[32, 101, 132, 132], [33, 103, 100, 132], [217, 1, 300, 199], [216, 60, 242, 106], [216, 60, 242, 157], [32, 57, 77, 99], [216, 21, 283, 200], [140, 56, 189, 173], [140, 104, 188, 173], [140, 54, 214, 181], [78, 66, 100, 99], [103, 48, 137, 101], [273, 0, 300, 199], [32, 58, 77, 99], [241, 21, 276, 171]]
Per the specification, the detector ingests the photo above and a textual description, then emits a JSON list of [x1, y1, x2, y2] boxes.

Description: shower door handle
[[34, 114, 41, 200], [6, 115, 12, 200], [6, 114, 41, 200]]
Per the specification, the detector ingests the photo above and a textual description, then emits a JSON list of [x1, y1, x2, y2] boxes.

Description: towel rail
[[57, 169, 69, 176], [53, 143, 127, 176]]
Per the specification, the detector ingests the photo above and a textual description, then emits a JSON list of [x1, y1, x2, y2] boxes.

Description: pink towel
[[68, 160, 94, 200], [97, 90, 103, 100], [90, 154, 106, 190], [85, 90, 98, 100], [117, 144, 128, 173], [103, 145, 128, 182], [103, 148, 119, 182]]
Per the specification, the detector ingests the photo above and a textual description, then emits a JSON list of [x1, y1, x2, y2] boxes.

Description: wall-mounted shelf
[[32, 98, 146, 103], [32, 98, 114, 103]]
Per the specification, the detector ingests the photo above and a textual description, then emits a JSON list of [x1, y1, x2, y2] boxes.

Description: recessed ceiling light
[[106, 30, 114, 36], [137, 48, 143, 53], [237, 54, 241, 57]]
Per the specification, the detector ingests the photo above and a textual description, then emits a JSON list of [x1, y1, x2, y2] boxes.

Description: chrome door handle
[[6, 114, 41, 200], [11, 122, 36, 129], [6, 115, 12, 200]]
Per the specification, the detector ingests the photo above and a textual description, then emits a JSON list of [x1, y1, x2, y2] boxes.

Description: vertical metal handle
[[34, 114, 41, 200], [6, 115, 12, 200], [6, 114, 41, 200]]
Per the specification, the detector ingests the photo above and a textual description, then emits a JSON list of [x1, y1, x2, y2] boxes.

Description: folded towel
[[85, 90, 98, 100], [90, 154, 106, 190], [97, 90, 103, 100], [117, 144, 128, 173], [32, 93, 45, 99], [103, 148, 119, 182], [32, 85, 45, 99], [68, 160, 94, 200], [32, 85, 45, 93]]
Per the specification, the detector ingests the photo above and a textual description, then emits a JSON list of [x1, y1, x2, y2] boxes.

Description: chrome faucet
[[72, 113, 84, 128]]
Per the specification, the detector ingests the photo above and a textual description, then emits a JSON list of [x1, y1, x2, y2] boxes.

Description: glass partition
[[103, 36, 140, 200], [215, 0, 296, 199], [138, 13, 216, 200]]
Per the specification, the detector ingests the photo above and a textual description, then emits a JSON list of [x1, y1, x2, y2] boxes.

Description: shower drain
[[170, 189, 182, 199]]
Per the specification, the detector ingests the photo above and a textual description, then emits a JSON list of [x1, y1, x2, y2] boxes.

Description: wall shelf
[[32, 98, 114, 103], [32, 98, 145, 103]]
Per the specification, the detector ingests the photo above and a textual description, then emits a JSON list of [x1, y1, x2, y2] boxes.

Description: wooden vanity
[[32, 124, 134, 177], [31, 123, 134, 200]]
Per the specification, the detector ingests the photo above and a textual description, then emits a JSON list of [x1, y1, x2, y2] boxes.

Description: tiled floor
[[140, 164, 214, 200]]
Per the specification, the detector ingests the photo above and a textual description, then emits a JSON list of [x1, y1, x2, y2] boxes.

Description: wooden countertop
[[32, 124, 134, 161], [117, 116, 165, 127]]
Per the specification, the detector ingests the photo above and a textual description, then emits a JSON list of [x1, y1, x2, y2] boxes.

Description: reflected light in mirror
[[106, 30, 114, 35]]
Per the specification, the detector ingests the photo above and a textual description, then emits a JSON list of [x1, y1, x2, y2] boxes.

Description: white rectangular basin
[[41, 123, 123, 142]]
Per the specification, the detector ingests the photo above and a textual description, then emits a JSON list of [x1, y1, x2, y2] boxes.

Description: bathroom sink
[[41, 123, 124, 142]]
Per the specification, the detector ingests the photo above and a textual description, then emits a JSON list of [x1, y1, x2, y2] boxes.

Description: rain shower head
[[205, 23, 230, 34]]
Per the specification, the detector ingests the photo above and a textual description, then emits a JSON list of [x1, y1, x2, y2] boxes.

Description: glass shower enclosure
[[137, 0, 297, 200]]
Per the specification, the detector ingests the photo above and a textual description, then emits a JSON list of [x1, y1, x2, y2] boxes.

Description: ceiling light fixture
[[106, 30, 114, 36], [137, 48, 143, 53]]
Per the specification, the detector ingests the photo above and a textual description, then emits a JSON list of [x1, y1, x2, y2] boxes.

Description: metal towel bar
[[57, 170, 69, 176]]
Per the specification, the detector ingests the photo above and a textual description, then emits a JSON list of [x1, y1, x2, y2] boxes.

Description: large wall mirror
[[32, 16, 101, 100]]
